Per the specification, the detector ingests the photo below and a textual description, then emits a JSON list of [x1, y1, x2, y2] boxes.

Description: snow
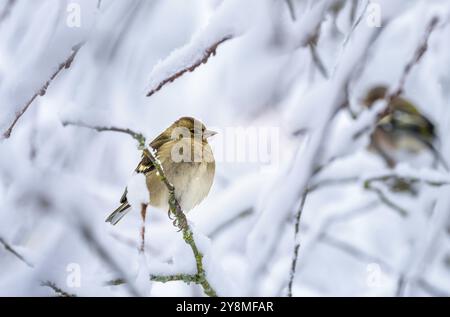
[[126, 173, 149, 209]]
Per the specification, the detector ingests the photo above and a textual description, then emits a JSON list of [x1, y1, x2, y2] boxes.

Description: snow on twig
[[2, 43, 84, 139], [146, 36, 232, 97], [0, 236, 34, 268]]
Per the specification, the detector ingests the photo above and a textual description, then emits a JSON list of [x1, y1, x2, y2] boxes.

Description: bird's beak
[[203, 129, 217, 139]]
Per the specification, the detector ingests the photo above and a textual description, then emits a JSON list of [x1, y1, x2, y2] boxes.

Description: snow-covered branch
[[146, 35, 232, 97], [41, 281, 76, 297], [2, 43, 84, 139], [0, 236, 34, 268]]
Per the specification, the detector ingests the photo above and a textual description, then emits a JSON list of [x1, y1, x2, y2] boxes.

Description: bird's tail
[[105, 203, 131, 225]]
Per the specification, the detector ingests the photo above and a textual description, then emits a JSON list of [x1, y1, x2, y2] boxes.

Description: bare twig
[[0, 236, 34, 268], [392, 16, 439, 98], [364, 173, 450, 188], [62, 121, 146, 149], [285, 0, 296, 21], [64, 122, 218, 297], [41, 281, 76, 297], [364, 183, 408, 217], [146, 36, 232, 97], [3, 42, 84, 139], [309, 43, 328, 78], [287, 190, 308, 297]]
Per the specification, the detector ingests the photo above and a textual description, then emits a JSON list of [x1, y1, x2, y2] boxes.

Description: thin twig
[[392, 16, 439, 98], [287, 190, 308, 297], [0, 236, 34, 268], [309, 43, 328, 79], [285, 0, 296, 21], [3, 42, 84, 139], [62, 121, 146, 149], [364, 183, 408, 217], [64, 122, 218, 297], [41, 281, 76, 297], [365, 174, 450, 188], [146, 36, 232, 97]]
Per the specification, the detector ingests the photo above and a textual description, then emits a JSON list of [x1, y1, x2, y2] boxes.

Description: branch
[[3, 42, 84, 139], [107, 273, 199, 286], [364, 173, 450, 188], [62, 121, 146, 149], [146, 36, 232, 97], [287, 190, 308, 297], [41, 281, 76, 297], [364, 183, 408, 217], [285, 0, 296, 21], [64, 121, 218, 297], [141, 148, 218, 297], [0, 236, 34, 268], [309, 43, 329, 79], [392, 16, 439, 98]]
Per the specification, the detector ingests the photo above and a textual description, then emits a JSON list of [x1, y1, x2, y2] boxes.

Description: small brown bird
[[106, 117, 216, 225], [363, 85, 447, 170]]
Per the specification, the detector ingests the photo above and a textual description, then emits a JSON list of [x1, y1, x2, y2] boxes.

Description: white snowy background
[[1, 0, 450, 297]]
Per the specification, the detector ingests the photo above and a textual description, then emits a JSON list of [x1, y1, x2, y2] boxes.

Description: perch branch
[[0, 236, 34, 268], [107, 273, 200, 286], [146, 36, 232, 97], [64, 122, 218, 297], [3, 42, 84, 139]]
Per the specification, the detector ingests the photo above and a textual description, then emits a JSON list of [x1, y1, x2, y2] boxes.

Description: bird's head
[[169, 117, 217, 142], [363, 85, 388, 108]]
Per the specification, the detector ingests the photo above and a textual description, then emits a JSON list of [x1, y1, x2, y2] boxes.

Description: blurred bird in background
[[363, 85, 448, 171], [106, 117, 217, 225]]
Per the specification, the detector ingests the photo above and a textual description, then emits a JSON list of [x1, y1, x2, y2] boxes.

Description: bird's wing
[[134, 131, 171, 174], [134, 150, 155, 174], [118, 134, 167, 203]]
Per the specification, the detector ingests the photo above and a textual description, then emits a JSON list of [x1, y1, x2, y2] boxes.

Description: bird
[[363, 85, 448, 170], [106, 117, 217, 225]]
